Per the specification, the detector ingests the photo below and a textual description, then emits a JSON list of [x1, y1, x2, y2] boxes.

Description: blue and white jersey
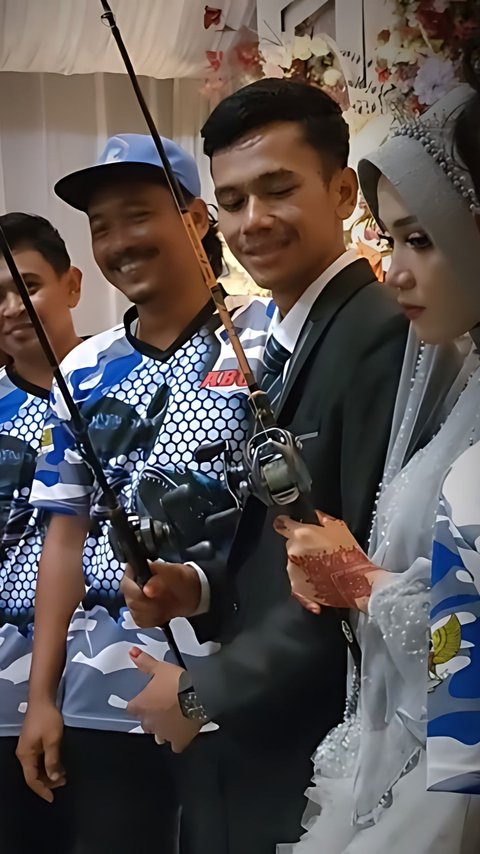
[[428, 440, 480, 794], [31, 295, 271, 733], [0, 367, 50, 735]]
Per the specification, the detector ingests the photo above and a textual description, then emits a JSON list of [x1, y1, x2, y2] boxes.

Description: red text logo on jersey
[[200, 369, 248, 390]]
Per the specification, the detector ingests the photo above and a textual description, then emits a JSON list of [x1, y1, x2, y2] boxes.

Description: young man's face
[[88, 180, 208, 306], [0, 249, 80, 362], [212, 121, 358, 297]]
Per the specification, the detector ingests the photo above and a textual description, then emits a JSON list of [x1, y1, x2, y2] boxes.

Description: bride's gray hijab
[[358, 84, 480, 484], [359, 85, 480, 308], [344, 86, 480, 826]]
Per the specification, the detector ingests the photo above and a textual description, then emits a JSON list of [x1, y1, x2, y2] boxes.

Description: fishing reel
[[109, 464, 241, 567], [195, 426, 313, 511], [109, 421, 312, 568], [243, 426, 312, 507]]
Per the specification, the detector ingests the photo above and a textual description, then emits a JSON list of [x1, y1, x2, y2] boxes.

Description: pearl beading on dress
[[371, 578, 430, 658], [368, 342, 426, 554], [312, 667, 361, 780]]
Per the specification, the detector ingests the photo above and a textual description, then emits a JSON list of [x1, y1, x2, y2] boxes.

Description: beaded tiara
[[358, 84, 480, 304], [391, 99, 480, 214]]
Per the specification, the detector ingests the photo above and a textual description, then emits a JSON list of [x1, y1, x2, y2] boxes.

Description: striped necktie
[[261, 334, 291, 409]]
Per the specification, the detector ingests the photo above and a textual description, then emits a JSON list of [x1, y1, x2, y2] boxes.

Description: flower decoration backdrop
[[375, 0, 480, 114], [259, 30, 349, 111], [200, 5, 349, 110]]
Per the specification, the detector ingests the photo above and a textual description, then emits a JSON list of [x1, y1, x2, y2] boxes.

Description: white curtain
[[0, 71, 217, 334], [0, 0, 256, 78], [0, 0, 255, 334]]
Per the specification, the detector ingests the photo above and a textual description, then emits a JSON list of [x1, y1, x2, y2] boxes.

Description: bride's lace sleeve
[[352, 560, 432, 821], [368, 559, 431, 682]]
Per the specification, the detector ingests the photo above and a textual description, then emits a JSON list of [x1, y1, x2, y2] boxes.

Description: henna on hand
[[290, 546, 375, 609], [275, 512, 380, 612]]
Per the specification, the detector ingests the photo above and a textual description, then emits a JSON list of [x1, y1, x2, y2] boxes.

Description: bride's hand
[[274, 511, 387, 613]]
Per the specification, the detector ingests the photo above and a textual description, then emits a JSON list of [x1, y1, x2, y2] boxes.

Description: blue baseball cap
[[54, 133, 202, 212]]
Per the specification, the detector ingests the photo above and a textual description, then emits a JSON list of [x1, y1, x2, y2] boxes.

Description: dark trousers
[[0, 729, 179, 854], [62, 727, 179, 854], [0, 735, 75, 854], [172, 730, 311, 854]]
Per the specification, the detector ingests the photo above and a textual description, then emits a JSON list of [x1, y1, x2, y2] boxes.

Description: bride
[[427, 51, 480, 799], [277, 49, 480, 854]]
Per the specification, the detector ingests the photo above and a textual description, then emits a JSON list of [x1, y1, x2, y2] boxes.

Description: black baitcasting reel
[[109, 462, 241, 568], [109, 424, 314, 569], [196, 427, 313, 510]]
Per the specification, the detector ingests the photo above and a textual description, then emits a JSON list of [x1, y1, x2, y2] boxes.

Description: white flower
[[293, 35, 313, 61], [433, 0, 452, 10], [413, 56, 457, 106], [310, 36, 330, 58], [323, 67, 342, 87], [260, 41, 292, 70], [262, 62, 286, 79], [376, 31, 417, 65]]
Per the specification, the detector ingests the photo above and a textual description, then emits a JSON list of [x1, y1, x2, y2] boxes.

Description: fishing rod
[[99, 0, 313, 512], [100, 1, 259, 396], [0, 225, 186, 667], [99, 1, 362, 670]]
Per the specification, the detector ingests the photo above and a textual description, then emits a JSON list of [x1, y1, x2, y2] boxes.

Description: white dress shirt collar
[[268, 249, 359, 355]]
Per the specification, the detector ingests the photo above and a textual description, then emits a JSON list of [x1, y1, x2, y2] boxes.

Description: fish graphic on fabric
[[82, 385, 171, 523], [82, 383, 171, 469], [0, 434, 40, 552]]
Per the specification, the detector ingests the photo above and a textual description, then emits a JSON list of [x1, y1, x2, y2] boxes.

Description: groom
[[123, 79, 409, 853]]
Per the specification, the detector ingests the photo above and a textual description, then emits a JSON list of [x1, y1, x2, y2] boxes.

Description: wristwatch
[[177, 670, 209, 723]]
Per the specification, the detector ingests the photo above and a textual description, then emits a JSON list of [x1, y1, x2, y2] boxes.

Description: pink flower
[[206, 51, 223, 72], [235, 43, 261, 71], [392, 63, 419, 94], [204, 6, 222, 29], [413, 55, 457, 105], [376, 65, 391, 82]]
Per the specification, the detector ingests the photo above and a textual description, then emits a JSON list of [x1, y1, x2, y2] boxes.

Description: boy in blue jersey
[[18, 135, 271, 854], [0, 212, 83, 854]]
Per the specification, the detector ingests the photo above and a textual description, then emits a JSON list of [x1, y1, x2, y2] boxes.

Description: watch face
[[180, 690, 209, 722]]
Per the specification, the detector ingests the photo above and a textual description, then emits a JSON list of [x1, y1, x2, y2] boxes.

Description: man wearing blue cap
[[17, 134, 271, 853]]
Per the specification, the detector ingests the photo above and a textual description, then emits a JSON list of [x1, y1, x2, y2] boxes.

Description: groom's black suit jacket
[[184, 259, 408, 851]]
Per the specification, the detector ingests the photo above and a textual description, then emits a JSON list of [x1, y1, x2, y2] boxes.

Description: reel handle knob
[[184, 540, 215, 561], [194, 440, 227, 464]]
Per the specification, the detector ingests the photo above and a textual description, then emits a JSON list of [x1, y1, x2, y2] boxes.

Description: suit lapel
[[276, 259, 375, 418]]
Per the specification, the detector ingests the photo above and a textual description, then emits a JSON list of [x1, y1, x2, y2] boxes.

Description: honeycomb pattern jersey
[[0, 367, 50, 735], [31, 294, 272, 732]]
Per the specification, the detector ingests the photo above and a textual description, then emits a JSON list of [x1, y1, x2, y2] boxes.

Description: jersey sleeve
[[29, 380, 94, 516]]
